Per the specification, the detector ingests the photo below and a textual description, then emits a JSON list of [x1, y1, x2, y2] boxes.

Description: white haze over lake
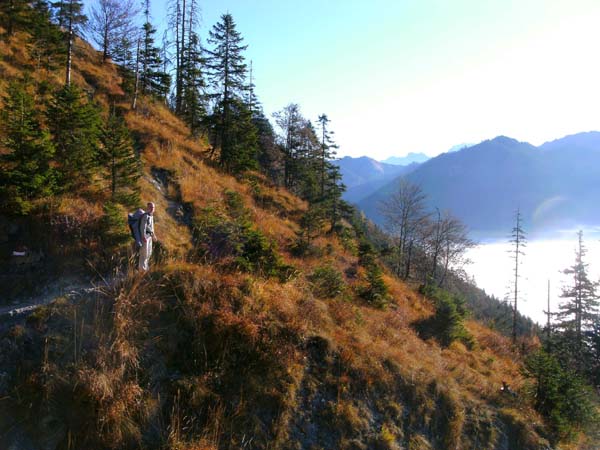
[[465, 231, 600, 325]]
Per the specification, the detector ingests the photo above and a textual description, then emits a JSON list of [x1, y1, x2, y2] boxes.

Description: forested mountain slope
[[358, 134, 600, 236], [0, 6, 597, 450]]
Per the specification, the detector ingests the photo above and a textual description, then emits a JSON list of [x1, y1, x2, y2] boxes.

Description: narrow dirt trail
[[0, 170, 188, 326], [0, 275, 116, 333]]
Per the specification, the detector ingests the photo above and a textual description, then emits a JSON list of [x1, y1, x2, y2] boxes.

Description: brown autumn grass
[[107, 64, 553, 447], [0, 27, 573, 449]]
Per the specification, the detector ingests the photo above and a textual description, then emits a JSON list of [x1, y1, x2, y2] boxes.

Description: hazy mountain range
[[381, 152, 429, 165], [335, 156, 420, 203], [341, 132, 600, 238]]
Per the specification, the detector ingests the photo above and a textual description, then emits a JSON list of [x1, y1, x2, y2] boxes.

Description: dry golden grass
[[72, 38, 125, 99], [53, 195, 104, 219], [0, 26, 565, 448]]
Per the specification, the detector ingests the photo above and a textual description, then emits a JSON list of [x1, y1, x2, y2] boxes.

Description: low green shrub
[[523, 350, 598, 441], [309, 265, 345, 298], [193, 205, 292, 280], [416, 285, 475, 349], [223, 189, 246, 219], [100, 201, 130, 247], [360, 264, 390, 309]]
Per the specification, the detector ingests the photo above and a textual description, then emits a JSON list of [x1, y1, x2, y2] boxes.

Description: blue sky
[[143, 0, 600, 159]]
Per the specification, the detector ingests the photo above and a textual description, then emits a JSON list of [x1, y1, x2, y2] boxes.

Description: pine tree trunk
[[102, 25, 109, 62], [132, 38, 141, 109], [65, 0, 74, 86]]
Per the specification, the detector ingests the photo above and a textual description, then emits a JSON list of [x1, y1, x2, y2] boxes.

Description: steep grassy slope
[[1, 30, 595, 450]]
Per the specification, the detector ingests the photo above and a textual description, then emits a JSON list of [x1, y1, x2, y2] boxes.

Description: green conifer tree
[[523, 349, 596, 440], [206, 13, 257, 172], [50, 0, 87, 85], [0, 0, 30, 38], [99, 113, 140, 205], [0, 81, 56, 214], [28, 0, 66, 74], [245, 63, 281, 180], [273, 103, 305, 190], [139, 3, 170, 99], [253, 111, 280, 180], [47, 84, 101, 189], [221, 97, 258, 173], [316, 114, 339, 197], [321, 163, 348, 232], [181, 31, 207, 135], [555, 231, 600, 359], [585, 317, 600, 386], [295, 120, 321, 201]]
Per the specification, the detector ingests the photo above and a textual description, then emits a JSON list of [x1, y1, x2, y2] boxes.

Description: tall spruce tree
[[316, 114, 338, 197], [555, 231, 599, 359], [181, 31, 207, 135], [253, 110, 280, 181], [0, 81, 56, 214], [28, 0, 66, 74], [139, 1, 170, 99], [245, 62, 280, 179], [167, 0, 182, 112], [509, 208, 526, 345], [321, 163, 347, 232], [206, 13, 255, 172], [47, 84, 101, 189], [585, 317, 600, 386], [99, 113, 140, 205], [0, 0, 30, 38], [295, 120, 321, 201], [273, 103, 304, 190], [217, 97, 258, 173], [51, 0, 87, 85]]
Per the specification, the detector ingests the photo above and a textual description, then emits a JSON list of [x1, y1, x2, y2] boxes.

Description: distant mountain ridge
[[354, 132, 600, 237], [334, 156, 420, 203], [382, 152, 429, 165]]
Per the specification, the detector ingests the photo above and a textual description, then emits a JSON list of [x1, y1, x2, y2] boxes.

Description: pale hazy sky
[[147, 0, 600, 159]]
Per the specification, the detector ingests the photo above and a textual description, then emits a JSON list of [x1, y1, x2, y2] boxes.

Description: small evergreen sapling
[[0, 81, 56, 214], [47, 84, 102, 190], [99, 113, 141, 206]]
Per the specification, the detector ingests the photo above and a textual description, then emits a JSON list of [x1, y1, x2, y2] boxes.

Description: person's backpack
[[128, 209, 146, 246]]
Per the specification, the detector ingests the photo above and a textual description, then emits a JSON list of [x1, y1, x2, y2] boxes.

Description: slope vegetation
[[1, 28, 593, 450], [358, 135, 600, 236]]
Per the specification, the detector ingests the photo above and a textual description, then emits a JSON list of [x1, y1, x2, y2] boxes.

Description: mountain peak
[[381, 152, 429, 165], [488, 135, 521, 146]]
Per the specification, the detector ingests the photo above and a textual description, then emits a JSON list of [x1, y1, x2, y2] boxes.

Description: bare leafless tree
[[420, 208, 473, 286], [87, 0, 139, 62], [379, 178, 429, 279], [437, 211, 474, 287]]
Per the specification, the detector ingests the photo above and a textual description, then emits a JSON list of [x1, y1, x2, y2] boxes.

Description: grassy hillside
[[0, 26, 597, 450]]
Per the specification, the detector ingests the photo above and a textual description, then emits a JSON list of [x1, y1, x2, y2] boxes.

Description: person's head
[[147, 202, 155, 215]]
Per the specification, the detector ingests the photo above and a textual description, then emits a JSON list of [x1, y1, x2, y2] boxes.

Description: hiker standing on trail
[[139, 202, 157, 271]]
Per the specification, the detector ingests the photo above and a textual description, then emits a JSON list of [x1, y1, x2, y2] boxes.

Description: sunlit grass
[[0, 25, 562, 448]]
